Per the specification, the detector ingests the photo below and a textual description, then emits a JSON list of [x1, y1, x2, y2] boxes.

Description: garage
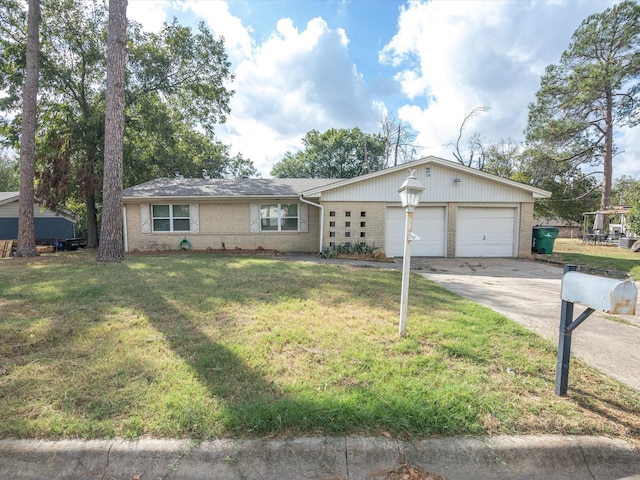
[[385, 206, 446, 257], [456, 207, 516, 257]]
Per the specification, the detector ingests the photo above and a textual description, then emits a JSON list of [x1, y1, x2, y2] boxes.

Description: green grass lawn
[[0, 250, 638, 440], [544, 238, 640, 280]]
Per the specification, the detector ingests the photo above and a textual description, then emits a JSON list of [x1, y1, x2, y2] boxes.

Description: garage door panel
[[386, 207, 445, 257], [457, 207, 515, 257]]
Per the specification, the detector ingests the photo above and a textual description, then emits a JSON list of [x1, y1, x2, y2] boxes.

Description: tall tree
[[526, 0, 640, 214], [271, 128, 386, 179], [379, 113, 417, 168], [15, 0, 39, 257], [97, 0, 126, 262], [448, 105, 490, 170]]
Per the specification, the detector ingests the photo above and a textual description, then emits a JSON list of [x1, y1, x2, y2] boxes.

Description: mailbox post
[[555, 265, 638, 396]]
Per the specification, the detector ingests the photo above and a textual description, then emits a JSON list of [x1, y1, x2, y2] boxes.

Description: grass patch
[[1, 250, 639, 440], [543, 238, 640, 280]]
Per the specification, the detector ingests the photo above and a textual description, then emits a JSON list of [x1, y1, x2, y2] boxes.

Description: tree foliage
[[520, 146, 600, 223], [271, 128, 386, 178], [0, 149, 19, 190], [614, 176, 640, 235], [525, 0, 640, 214], [449, 106, 491, 170], [0, 0, 248, 246], [612, 175, 640, 206], [379, 113, 418, 168]]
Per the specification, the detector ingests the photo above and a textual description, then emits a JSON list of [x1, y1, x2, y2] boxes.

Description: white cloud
[[182, 0, 254, 65], [128, 0, 640, 181], [380, 0, 628, 174], [127, 0, 170, 32], [221, 16, 381, 175], [128, 2, 382, 177], [616, 126, 640, 179]]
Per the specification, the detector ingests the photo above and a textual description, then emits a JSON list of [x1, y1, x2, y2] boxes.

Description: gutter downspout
[[299, 195, 324, 253], [122, 205, 128, 253]]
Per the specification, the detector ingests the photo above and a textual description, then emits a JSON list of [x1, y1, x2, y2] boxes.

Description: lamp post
[[398, 169, 425, 337]]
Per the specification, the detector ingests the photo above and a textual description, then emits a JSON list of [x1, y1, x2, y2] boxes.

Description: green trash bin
[[532, 227, 559, 254]]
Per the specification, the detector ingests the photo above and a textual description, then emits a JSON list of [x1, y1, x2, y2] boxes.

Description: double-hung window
[[260, 203, 298, 231], [152, 204, 190, 232]]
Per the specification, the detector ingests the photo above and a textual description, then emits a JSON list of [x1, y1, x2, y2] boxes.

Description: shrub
[[627, 201, 640, 235], [319, 242, 376, 259]]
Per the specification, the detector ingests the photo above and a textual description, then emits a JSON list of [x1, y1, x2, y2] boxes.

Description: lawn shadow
[[122, 260, 298, 437]]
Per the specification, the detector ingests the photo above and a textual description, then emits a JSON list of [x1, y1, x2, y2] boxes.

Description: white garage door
[[385, 207, 446, 257], [456, 207, 515, 257]]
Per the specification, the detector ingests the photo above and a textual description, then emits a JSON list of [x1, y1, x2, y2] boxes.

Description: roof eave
[[0, 193, 19, 206], [123, 194, 305, 201], [300, 156, 552, 198]]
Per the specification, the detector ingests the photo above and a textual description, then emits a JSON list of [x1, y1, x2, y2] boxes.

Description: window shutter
[[189, 204, 199, 232], [140, 204, 151, 233], [299, 203, 308, 232], [250, 203, 260, 232]]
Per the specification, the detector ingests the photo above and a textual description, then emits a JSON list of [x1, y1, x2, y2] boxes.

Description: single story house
[[0, 192, 78, 241], [533, 216, 581, 238], [122, 156, 551, 258]]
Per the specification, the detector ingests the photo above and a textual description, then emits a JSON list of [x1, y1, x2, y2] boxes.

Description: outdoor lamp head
[[398, 172, 425, 208]]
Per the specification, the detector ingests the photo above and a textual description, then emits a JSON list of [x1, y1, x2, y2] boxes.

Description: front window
[[260, 203, 298, 232], [152, 204, 190, 232]]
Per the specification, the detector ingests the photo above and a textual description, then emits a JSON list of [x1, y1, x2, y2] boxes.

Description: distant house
[[0, 192, 77, 242], [533, 216, 581, 238], [122, 156, 551, 258]]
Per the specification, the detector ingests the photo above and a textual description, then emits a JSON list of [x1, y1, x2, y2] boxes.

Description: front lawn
[[0, 251, 638, 440]]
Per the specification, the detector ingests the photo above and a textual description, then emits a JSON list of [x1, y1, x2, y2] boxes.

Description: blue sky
[[127, 0, 640, 180]]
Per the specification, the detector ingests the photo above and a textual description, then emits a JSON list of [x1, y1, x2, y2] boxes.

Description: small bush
[[319, 242, 376, 259]]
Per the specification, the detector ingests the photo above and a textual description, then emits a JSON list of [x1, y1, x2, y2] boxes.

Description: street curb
[[1, 435, 639, 480]]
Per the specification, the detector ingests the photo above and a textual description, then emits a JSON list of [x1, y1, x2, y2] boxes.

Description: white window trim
[[261, 203, 297, 232], [151, 204, 192, 233], [250, 203, 308, 233]]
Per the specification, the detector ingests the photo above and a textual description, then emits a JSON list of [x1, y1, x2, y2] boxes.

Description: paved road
[[410, 257, 640, 392]]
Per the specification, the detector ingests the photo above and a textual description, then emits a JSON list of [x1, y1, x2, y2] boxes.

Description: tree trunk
[[97, 0, 127, 262], [394, 124, 401, 167], [85, 190, 98, 248], [601, 86, 614, 229], [16, 0, 40, 258]]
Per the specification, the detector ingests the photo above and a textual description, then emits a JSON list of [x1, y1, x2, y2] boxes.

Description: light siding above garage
[[312, 160, 546, 204]]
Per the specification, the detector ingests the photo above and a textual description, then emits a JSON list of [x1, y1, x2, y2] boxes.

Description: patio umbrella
[[594, 212, 604, 232]]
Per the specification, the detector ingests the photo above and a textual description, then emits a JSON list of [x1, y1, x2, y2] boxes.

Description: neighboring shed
[[0, 192, 77, 242], [122, 156, 551, 258]]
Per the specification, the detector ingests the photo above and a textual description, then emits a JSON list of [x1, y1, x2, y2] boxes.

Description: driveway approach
[[410, 257, 640, 392]]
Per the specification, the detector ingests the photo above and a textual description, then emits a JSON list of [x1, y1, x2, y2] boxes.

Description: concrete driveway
[[410, 257, 640, 392]]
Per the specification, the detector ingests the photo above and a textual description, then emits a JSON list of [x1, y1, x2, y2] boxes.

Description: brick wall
[[446, 203, 457, 258], [519, 202, 534, 258], [322, 202, 386, 251], [125, 202, 321, 253]]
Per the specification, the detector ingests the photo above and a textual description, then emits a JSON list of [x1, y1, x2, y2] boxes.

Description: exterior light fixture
[[397, 169, 425, 337], [453, 178, 462, 183]]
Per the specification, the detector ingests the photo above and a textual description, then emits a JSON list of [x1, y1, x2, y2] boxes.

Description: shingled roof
[[0, 192, 19, 205], [122, 178, 341, 199]]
